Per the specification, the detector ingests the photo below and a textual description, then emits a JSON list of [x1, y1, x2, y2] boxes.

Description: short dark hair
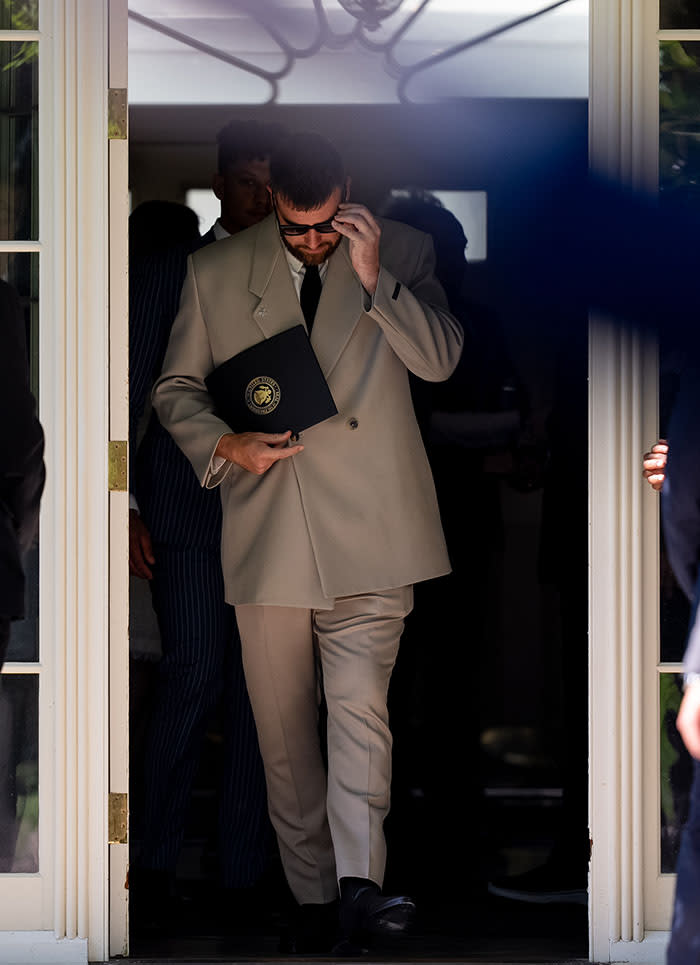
[[129, 200, 200, 261], [216, 119, 287, 174], [269, 132, 345, 211]]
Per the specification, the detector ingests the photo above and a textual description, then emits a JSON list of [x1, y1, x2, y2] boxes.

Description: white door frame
[[107, 0, 130, 958], [588, 0, 676, 961], [0, 1, 113, 962], [43, 1, 111, 960]]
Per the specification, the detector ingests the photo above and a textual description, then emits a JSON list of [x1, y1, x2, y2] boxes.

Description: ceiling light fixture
[[336, 0, 405, 31]]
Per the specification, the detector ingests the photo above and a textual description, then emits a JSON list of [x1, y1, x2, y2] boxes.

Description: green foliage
[[659, 41, 700, 203], [660, 673, 683, 828], [0, 0, 38, 31], [2, 39, 37, 72], [1, 1, 38, 72]]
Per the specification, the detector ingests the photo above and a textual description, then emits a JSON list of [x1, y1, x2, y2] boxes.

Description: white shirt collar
[[282, 245, 329, 282], [212, 219, 230, 241]]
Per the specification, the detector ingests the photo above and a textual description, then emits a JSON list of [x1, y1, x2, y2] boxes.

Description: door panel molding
[[0, 0, 113, 960], [107, 0, 129, 955], [588, 0, 668, 959], [43, 0, 111, 959]]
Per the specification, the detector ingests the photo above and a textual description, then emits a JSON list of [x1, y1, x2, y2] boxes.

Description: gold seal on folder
[[245, 376, 281, 415]]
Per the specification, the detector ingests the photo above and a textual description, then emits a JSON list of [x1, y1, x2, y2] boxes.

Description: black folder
[[205, 324, 337, 436]]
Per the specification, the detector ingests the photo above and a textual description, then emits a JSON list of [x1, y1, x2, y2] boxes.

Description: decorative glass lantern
[[336, 0, 405, 31]]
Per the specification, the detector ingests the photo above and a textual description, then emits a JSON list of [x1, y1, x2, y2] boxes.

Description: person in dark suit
[[127, 198, 201, 893], [128, 119, 286, 932], [0, 279, 44, 670], [655, 361, 700, 965]]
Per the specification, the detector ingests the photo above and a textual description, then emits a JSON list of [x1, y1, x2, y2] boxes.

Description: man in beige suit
[[153, 132, 463, 952]]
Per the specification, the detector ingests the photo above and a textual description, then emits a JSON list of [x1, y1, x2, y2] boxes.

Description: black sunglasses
[[273, 192, 345, 237]]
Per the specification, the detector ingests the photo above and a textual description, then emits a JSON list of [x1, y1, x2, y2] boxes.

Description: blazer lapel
[[311, 240, 363, 379], [248, 216, 305, 340]]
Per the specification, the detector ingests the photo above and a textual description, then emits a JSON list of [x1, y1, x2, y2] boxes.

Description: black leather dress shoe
[[335, 881, 416, 952], [278, 899, 338, 954]]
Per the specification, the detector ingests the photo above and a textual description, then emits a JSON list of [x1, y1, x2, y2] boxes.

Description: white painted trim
[[610, 931, 669, 963], [588, 317, 623, 959], [588, 0, 662, 960], [107, 0, 130, 956], [0, 242, 41, 252], [0, 31, 40, 41], [0, 0, 113, 945], [0, 0, 113, 958], [658, 30, 700, 39], [70, 3, 110, 959], [0, 933, 87, 964], [0, 663, 43, 673]]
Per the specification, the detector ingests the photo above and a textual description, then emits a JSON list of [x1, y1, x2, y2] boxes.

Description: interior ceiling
[[127, 0, 588, 106]]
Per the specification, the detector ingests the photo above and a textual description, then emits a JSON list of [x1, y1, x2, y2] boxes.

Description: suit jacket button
[[347, 417, 359, 430]]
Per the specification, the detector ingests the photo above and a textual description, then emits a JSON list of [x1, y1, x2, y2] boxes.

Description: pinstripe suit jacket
[[662, 360, 700, 674], [153, 214, 464, 608], [130, 229, 222, 548]]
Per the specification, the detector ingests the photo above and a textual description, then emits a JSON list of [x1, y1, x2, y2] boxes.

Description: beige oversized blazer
[[152, 213, 464, 609]]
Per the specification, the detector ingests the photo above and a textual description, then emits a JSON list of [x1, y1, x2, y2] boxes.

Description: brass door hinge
[[109, 792, 128, 844], [108, 88, 127, 139], [108, 440, 127, 491]]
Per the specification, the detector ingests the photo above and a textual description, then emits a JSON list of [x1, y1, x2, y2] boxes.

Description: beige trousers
[[235, 585, 413, 904]]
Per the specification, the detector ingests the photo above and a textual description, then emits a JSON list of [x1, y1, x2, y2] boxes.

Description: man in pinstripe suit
[[128, 119, 286, 933]]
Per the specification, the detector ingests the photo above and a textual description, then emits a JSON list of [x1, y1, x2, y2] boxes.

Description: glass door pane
[[0, 253, 40, 665], [660, 41, 700, 207], [658, 32, 700, 888], [660, 2, 700, 29], [0, 674, 39, 872], [658, 38, 700, 662], [0, 1, 38, 30], [0, 39, 38, 240], [660, 673, 693, 874], [0, 24, 41, 888]]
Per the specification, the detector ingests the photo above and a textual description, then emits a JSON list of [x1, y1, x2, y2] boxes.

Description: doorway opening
[[125, 94, 589, 963]]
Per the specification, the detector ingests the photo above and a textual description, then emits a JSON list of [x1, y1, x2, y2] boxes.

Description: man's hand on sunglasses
[[332, 203, 381, 295]]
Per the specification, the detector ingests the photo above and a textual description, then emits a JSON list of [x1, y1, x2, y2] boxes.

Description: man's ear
[[266, 184, 273, 200], [211, 173, 224, 201], [344, 176, 352, 201]]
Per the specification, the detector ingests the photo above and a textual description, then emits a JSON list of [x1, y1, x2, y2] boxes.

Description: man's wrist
[[214, 432, 236, 461], [212, 433, 243, 475], [361, 274, 378, 297], [684, 672, 700, 691]]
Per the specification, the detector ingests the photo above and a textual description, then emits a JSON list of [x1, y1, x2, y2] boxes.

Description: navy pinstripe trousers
[[137, 543, 271, 888]]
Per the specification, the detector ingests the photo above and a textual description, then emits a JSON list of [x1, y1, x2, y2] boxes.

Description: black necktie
[[300, 265, 322, 334]]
